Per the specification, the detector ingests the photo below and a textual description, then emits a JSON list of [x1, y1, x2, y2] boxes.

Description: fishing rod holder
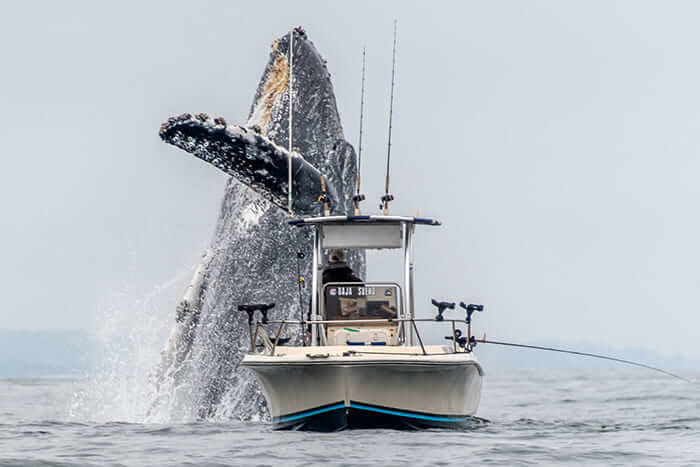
[[238, 303, 275, 325], [444, 329, 469, 349], [431, 299, 455, 321], [380, 193, 394, 214], [442, 330, 478, 352], [239, 303, 280, 352], [429, 300, 484, 352], [352, 193, 366, 203], [352, 193, 366, 216], [459, 302, 484, 353], [460, 302, 484, 324]]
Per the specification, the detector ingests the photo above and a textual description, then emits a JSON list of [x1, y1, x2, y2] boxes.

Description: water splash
[[69, 267, 191, 423], [71, 29, 362, 424]]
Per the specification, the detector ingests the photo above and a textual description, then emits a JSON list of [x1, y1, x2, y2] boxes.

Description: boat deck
[[244, 345, 483, 370]]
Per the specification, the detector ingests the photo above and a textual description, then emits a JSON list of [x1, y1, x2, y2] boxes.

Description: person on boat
[[321, 250, 362, 321], [322, 249, 361, 284]]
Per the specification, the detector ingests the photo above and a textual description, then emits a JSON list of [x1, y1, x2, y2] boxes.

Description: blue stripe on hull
[[349, 403, 472, 423], [276, 403, 345, 423], [273, 402, 474, 431]]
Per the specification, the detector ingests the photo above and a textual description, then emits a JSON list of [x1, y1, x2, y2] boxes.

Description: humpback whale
[[153, 28, 365, 421]]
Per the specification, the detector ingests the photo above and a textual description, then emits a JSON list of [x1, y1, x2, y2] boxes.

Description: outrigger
[[240, 215, 485, 431]]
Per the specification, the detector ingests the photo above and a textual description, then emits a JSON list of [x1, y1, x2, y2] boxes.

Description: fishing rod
[[437, 302, 694, 383], [473, 338, 695, 384], [353, 48, 366, 215], [381, 20, 397, 215]]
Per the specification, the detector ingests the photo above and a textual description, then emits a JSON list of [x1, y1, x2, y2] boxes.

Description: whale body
[[152, 28, 365, 421]]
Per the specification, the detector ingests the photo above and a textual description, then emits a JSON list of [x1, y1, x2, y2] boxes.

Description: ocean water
[[1, 369, 698, 466]]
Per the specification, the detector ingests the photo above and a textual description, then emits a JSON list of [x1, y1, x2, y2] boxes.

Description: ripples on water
[[1, 370, 698, 466]]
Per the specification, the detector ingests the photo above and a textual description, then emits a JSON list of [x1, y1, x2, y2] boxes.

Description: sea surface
[[1, 369, 698, 466]]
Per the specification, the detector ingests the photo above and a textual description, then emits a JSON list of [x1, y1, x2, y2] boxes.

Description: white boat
[[241, 215, 485, 430]]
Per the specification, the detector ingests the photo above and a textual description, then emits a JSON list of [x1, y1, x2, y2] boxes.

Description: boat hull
[[273, 401, 481, 431], [243, 346, 483, 431]]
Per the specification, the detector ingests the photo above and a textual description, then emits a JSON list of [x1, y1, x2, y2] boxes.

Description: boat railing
[[246, 317, 476, 356]]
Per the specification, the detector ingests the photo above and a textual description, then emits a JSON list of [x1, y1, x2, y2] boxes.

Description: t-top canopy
[[288, 215, 441, 227], [289, 215, 441, 249]]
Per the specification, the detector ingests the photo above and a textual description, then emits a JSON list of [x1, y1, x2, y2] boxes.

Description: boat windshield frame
[[322, 282, 402, 318]]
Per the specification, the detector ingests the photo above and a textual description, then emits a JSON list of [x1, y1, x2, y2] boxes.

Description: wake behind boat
[[240, 215, 485, 431]]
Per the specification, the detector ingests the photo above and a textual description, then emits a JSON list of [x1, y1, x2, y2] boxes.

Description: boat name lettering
[[336, 286, 376, 296]]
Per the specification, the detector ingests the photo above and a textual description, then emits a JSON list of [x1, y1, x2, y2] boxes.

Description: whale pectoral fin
[[160, 114, 330, 215]]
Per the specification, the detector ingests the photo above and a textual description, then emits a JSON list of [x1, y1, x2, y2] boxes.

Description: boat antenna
[[474, 338, 695, 384], [287, 28, 294, 215], [381, 20, 397, 215], [353, 47, 367, 216]]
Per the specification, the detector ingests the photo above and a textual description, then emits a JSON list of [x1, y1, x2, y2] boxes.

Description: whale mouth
[[248, 48, 290, 135]]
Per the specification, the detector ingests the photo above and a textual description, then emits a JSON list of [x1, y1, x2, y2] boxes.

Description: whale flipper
[[159, 115, 330, 215]]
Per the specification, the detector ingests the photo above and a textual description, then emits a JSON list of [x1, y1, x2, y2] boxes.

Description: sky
[[0, 1, 699, 361]]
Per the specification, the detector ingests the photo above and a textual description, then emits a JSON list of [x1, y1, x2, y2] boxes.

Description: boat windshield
[[323, 283, 400, 321]]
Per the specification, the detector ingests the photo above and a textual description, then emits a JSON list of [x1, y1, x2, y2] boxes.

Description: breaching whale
[[153, 28, 365, 421]]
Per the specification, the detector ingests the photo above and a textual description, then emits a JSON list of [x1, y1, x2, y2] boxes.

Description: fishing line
[[475, 338, 695, 384]]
